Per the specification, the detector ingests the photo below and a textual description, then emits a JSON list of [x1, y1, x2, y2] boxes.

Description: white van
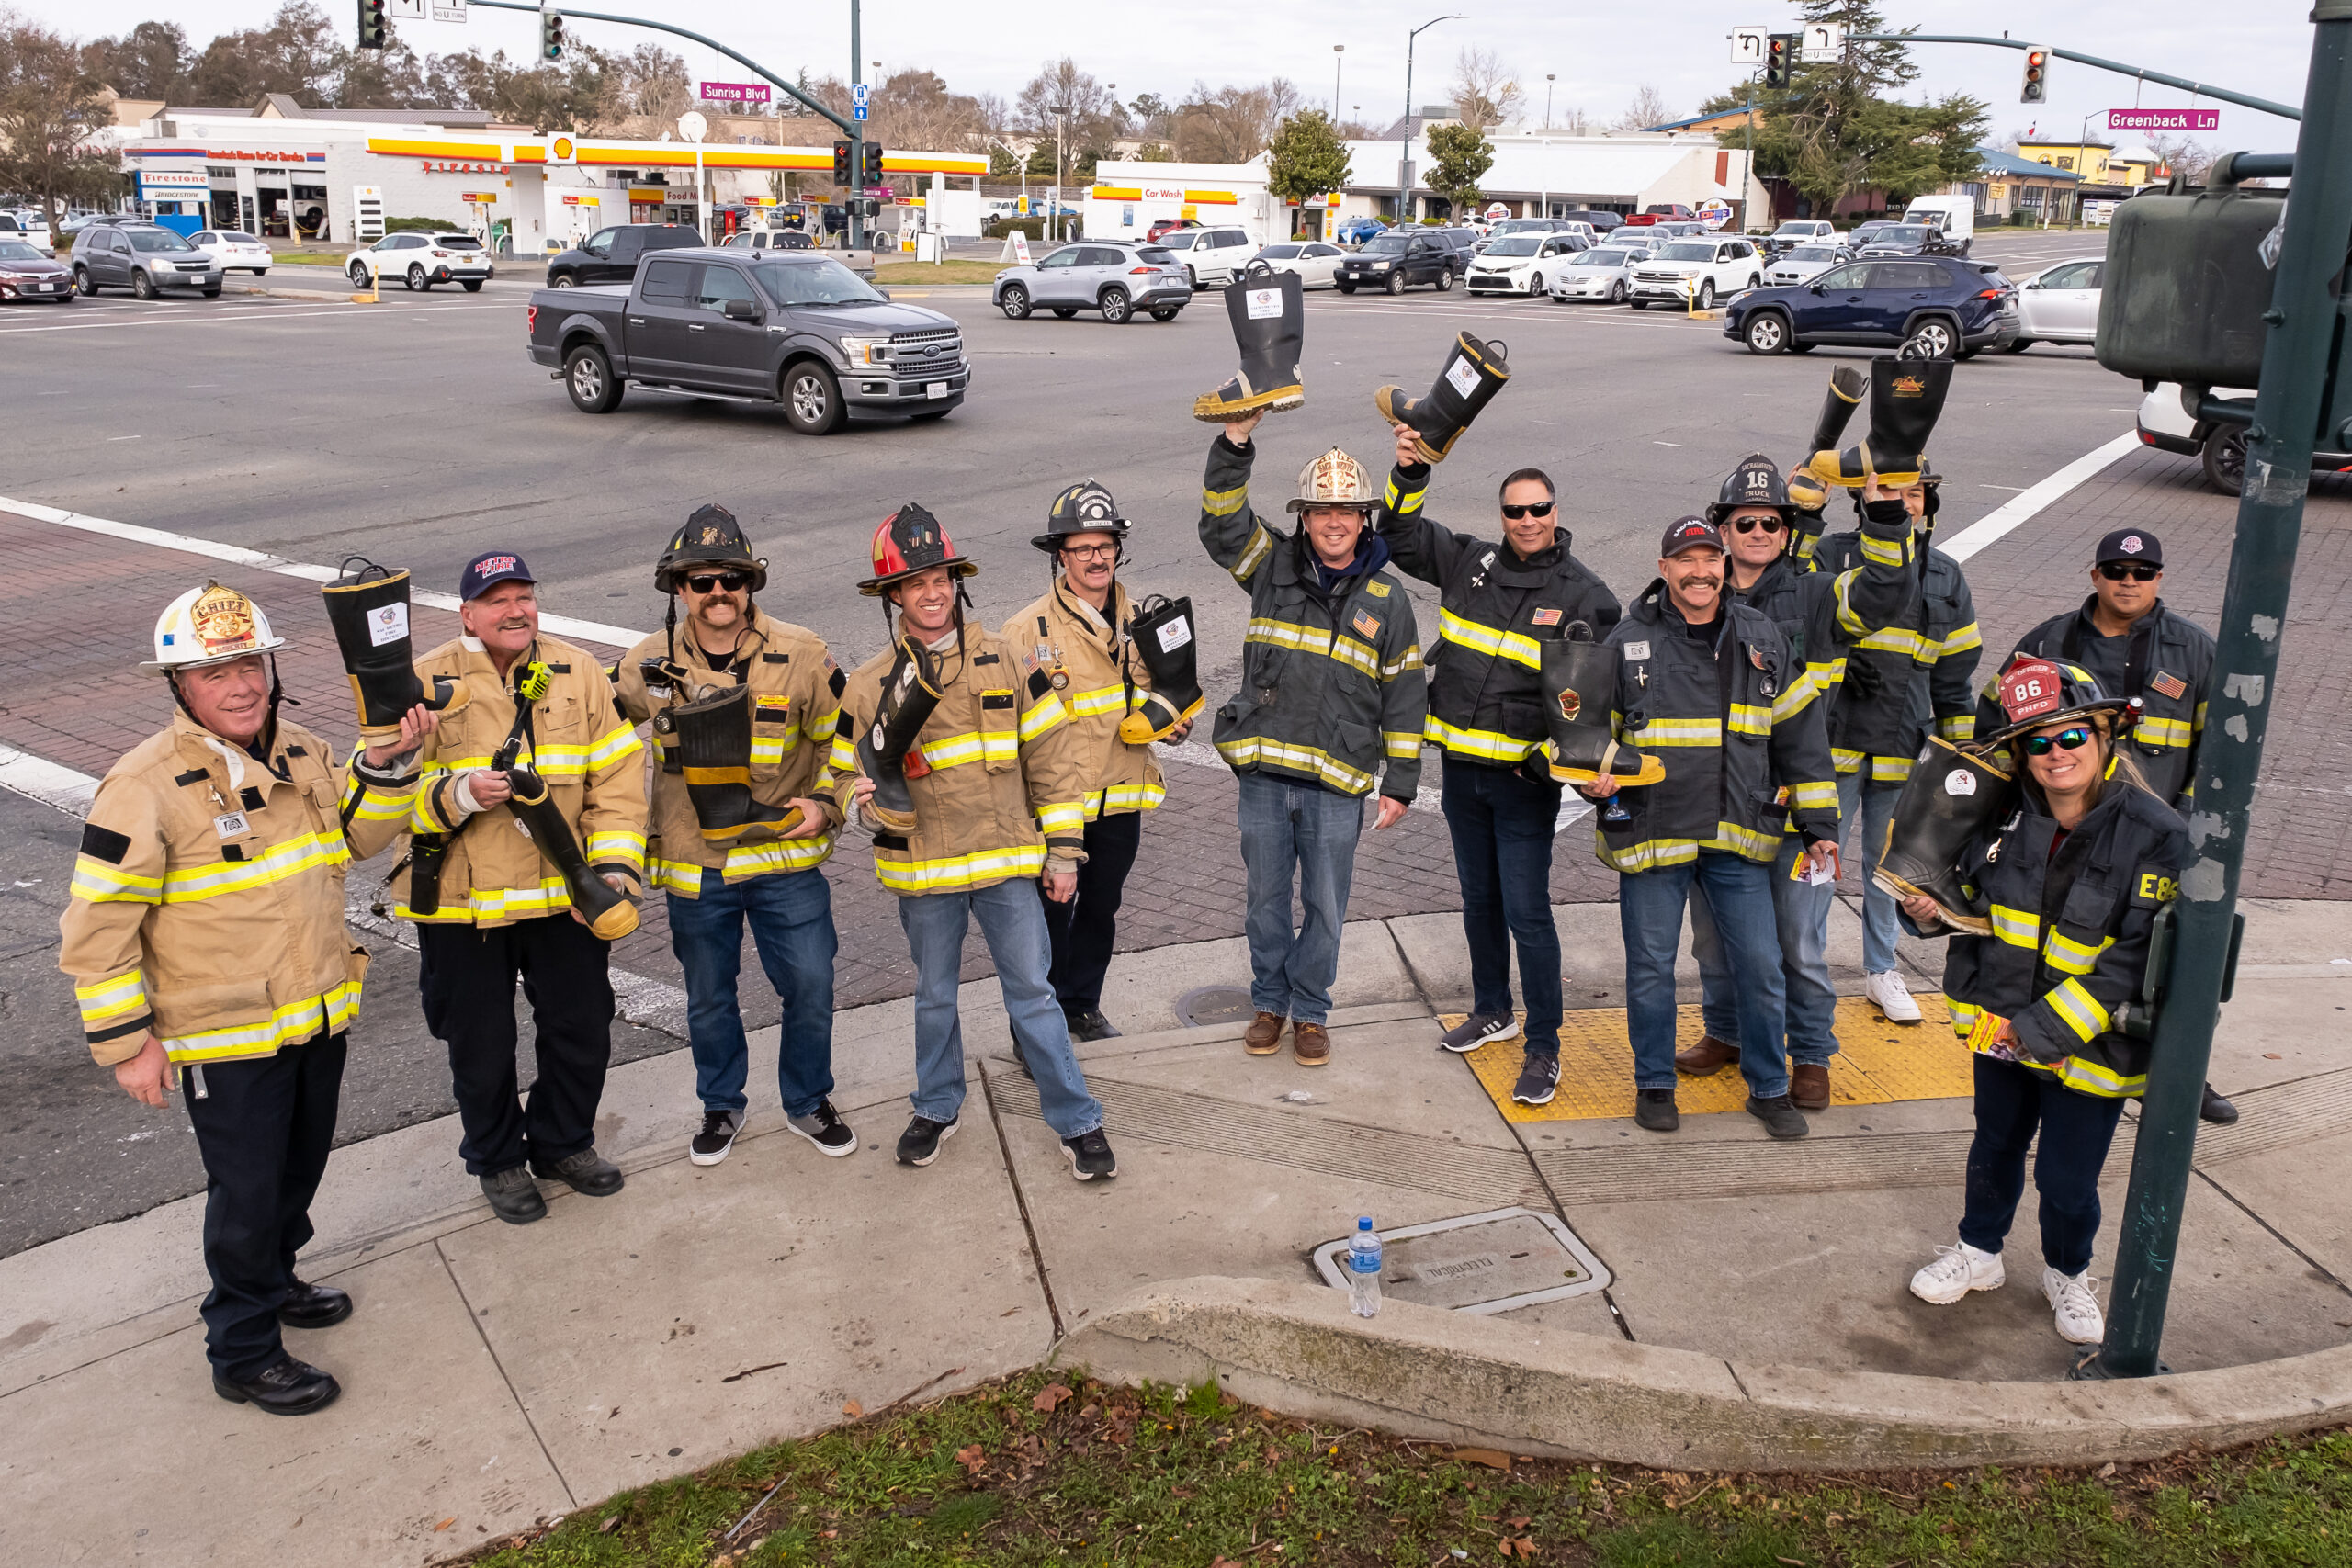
[[1901, 196, 1976, 255]]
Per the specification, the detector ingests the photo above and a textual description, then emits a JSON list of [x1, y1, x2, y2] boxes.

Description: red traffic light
[[2025, 50, 2047, 68]]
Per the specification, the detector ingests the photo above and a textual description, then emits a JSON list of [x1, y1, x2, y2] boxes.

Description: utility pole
[[1334, 45, 1345, 120], [1544, 73, 1555, 130], [847, 0, 864, 250], [1052, 101, 1071, 243], [1399, 14, 1462, 224]]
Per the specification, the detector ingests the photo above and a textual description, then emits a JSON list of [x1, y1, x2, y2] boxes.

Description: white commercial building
[[1338, 130, 1762, 231], [1082, 159, 1292, 247]]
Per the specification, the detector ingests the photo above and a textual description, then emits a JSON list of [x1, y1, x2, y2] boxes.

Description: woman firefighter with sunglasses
[[1896, 656, 2191, 1349]]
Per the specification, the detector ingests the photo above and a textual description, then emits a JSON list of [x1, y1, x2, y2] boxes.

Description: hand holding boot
[[1223, 410, 1265, 446], [359, 704, 440, 772]]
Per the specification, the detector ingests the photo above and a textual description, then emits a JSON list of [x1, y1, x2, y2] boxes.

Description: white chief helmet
[[140, 581, 290, 672]]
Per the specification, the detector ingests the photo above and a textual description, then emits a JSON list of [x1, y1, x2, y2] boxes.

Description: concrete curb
[[1052, 1275, 2352, 1472], [223, 281, 355, 302]]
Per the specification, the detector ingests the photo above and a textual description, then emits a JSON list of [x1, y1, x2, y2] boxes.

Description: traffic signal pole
[[1848, 32, 2301, 121], [848, 0, 863, 252]]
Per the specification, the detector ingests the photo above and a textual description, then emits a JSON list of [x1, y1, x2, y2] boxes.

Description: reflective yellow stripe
[[918, 729, 1022, 770], [1858, 626, 1927, 657], [1384, 477, 1426, 513], [1384, 643, 1423, 681], [875, 841, 1050, 895], [1384, 729, 1424, 760], [1711, 821, 1781, 860], [1597, 834, 1701, 874], [2043, 927, 2114, 976], [1831, 746, 1865, 774], [161, 982, 362, 1065], [1065, 682, 1129, 718], [649, 857, 703, 894], [1214, 735, 1374, 795], [1870, 753, 1915, 783], [1948, 998, 1983, 1038], [1770, 679, 1818, 722], [1203, 484, 1250, 518], [2137, 716, 2192, 748], [70, 855, 164, 904], [1245, 616, 1383, 682], [1422, 715, 1538, 762], [750, 728, 802, 765], [585, 829, 646, 872], [75, 970, 149, 1028], [1859, 531, 1909, 567], [1228, 523, 1272, 582], [827, 734, 858, 773], [1938, 622, 1983, 656], [2051, 1054, 2143, 1099], [2044, 976, 2110, 1044], [1085, 779, 1167, 819], [1036, 801, 1087, 834], [158, 831, 348, 904], [399, 876, 576, 923], [1018, 691, 1070, 741], [1989, 905, 2040, 949], [1937, 713, 1977, 742], [1640, 717, 1723, 747], [1727, 703, 1771, 738], [1792, 780, 1839, 811], [1437, 607, 1542, 671]]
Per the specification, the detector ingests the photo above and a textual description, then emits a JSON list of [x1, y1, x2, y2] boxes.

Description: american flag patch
[[1532, 607, 1563, 626], [2150, 670, 2188, 700], [1351, 610, 1381, 640]]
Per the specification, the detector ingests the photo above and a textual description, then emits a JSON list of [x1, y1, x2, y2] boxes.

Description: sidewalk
[[6, 897, 2351, 1565]]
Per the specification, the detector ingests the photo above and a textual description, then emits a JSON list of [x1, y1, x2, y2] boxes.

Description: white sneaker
[[1909, 1240, 2006, 1303], [1866, 969, 1923, 1023], [2043, 1266, 2106, 1344]]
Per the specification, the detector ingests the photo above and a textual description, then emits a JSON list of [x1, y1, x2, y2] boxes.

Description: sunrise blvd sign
[[699, 81, 772, 105], [2109, 108, 2220, 132]]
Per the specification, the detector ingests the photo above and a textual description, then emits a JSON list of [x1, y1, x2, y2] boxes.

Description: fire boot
[[1541, 627, 1665, 787], [1116, 595, 1206, 744], [321, 558, 469, 747], [1804, 355, 1953, 491], [1192, 265, 1305, 423], [855, 637, 944, 834], [1373, 331, 1510, 464], [505, 764, 639, 941], [1871, 736, 2013, 936], [667, 685, 804, 846]]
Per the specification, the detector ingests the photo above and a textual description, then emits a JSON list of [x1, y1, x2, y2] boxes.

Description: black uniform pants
[[1040, 808, 1144, 1015], [183, 1030, 347, 1380], [418, 915, 615, 1178]]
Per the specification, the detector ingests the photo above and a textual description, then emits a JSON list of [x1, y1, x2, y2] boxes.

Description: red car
[[1146, 217, 1200, 243], [0, 236, 72, 302], [1642, 203, 1697, 220]]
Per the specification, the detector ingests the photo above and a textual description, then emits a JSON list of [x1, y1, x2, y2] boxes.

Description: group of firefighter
[[61, 272, 2229, 1413]]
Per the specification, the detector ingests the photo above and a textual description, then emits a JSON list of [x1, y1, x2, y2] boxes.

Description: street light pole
[[1399, 14, 1464, 223], [1334, 45, 1345, 120], [1545, 73, 1555, 130], [1053, 102, 1072, 243]]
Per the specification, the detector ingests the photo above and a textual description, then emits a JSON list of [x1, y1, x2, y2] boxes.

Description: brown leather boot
[[1675, 1035, 1740, 1076], [1291, 1021, 1331, 1067], [1244, 1011, 1286, 1055], [1790, 1061, 1832, 1111]]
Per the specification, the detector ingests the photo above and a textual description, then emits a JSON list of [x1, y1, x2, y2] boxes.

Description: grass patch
[[271, 252, 355, 267], [455, 1367, 2352, 1566], [873, 260, 1010, 286]]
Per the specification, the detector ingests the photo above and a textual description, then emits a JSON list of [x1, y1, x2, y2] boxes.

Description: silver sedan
[[1546, 246, 1635, 304]]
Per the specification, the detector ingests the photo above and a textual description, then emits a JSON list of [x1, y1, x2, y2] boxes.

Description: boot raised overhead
[[1804, 353, 1953, 491], [322, 558, 470, 747], [1117, 594, 1205, 744], [1373, 331, 1510, 464], [1541, 626, 1665, 787], [855, 637, 944, 834], [666, 683, 805, 846], [1193, 265, 1305, 423], [1872, 736, 2011, 935]]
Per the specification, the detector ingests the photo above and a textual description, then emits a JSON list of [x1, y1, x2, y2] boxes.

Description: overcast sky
[[37, 0, 2312, 152]]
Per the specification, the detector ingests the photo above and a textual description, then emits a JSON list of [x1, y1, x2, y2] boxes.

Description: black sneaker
[[213, 1351, 341, 1416], [789, 1099, 857, 1157], [1634, 1087, 1680, 1133], [1510, 1052, 1561, 1106], [896, 1113, 959, 1167], [689, 1109, 746, 1167], [1439, 1011, 1521, 1053], [532, 1146, 625, 1196], [1062, 1127, 1118, 1181], [1746, 1093, 1811, 1140], [480, 1165, 547, 1224], [1066, 1009, 1123, 1043]]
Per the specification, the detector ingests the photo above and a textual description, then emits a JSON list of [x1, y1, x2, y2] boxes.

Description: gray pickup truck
[[526, 247, 967, 434]]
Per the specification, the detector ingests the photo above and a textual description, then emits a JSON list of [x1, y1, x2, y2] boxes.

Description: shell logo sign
[[548, 134, 577, 165]]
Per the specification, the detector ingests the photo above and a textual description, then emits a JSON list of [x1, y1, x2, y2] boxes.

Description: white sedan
[[1467, 231, 1589, 296], [187, 230, 272, 276], [1763, 243, 1848, 287], [1250, 241, 1348, 288], [1547, 245, 1635, 304], [2008, 256, 2102, 350]]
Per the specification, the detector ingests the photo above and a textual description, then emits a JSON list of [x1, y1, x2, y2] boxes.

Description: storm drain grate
[[1311, 1206, 1611, 1314], [1174, 986, 1256, 1029]]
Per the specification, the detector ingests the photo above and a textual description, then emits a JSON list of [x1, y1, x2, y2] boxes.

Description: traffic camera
[[2020, 48, 2050, 104], [356, 0, 387, 51], [1763, 34, 1793, 90]]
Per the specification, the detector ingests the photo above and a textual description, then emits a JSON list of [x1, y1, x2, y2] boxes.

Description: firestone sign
[[2109, 108, 2220, 131]]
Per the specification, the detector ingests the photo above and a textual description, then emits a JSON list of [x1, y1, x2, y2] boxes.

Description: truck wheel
[[565, 346, 623, 413], [1099, 286, 1131, 322], [999, 284, 1030, 319], [783, 362, 843, 435]]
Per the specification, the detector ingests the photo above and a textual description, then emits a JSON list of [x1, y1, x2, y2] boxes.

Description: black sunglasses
[[2020, 727, 2094, 756], [1730, 515, 1786, 535], [684, 570, 752, 593], [2098, 562, 2160, 582], [1500, 500, 1556, 520]]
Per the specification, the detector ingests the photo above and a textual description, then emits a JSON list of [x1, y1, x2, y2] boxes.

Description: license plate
[[925, 382, 948, 400]]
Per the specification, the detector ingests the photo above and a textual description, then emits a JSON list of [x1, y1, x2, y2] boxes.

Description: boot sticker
[[369, 602, 410, 647], [1555, 686, 1582, 721], [1155, 615, 1193, 653], [1245, 287, 1284, 319], [1944, 768, 1977, 796], [1445, 356, 1483, 399]]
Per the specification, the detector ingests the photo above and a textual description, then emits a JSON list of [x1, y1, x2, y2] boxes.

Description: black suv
[[1335, 229, 1460, 294], [72, 220, 222, 299], [545, 223, 702, 288], [1853, 222, 1966, 261]]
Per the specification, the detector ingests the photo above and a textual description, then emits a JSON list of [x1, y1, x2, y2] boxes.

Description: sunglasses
[[1730, 515, 1786, 535], [1500, 500, 1556, 520], [684, 570, 752, 594], [2020, 728, 2094, 756], [2098, 562, 2160, 582]]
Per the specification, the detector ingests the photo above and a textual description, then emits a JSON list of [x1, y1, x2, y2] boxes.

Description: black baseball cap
[[1660, 515, 1726, 558], [459, 550, 537, 600], [2094, 528, 2163, 569]]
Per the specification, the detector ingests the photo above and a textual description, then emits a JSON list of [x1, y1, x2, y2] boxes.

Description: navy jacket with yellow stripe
[[1374, 459, 1619, 770], [1198, 434, 1427, 800], [1809, 517, 1983, 783]]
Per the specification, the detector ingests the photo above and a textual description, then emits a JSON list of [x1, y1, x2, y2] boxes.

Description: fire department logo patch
[[2120, 535, 2145, 555], [1892, 374, 1928, 397], [1555, 685, 1582, 722], [190, 585, 259, 656]]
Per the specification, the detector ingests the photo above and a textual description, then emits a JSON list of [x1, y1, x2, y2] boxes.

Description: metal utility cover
[[1174, 986, 1256, 1029], [1311, 1206, 1611, 1314]]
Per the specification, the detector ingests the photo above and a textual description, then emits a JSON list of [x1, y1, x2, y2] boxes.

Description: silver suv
[[73, 221, 222, 299], [993, 241, 1193, 323]]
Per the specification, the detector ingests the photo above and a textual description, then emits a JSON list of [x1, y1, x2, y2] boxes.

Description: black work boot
[[321, 558, 469, 747], [1373, 331, 1510, 463], [1873, 736, 2011, 934], [2200, 1082, 2240, 1125], [665, 684, 803, 845], [856, 637, 944, 833], [1805, 353, 1953, 490], [532, 1146, 624, 1196], [1634, 1087, 1680, 1132], [480, 1166, 547, 1224], [214, 1351, 342, 1416], [277, 1279, 354, 1329], [1193, 265, 1306, 422]]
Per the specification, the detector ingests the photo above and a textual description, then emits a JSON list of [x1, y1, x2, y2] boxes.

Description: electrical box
[[2097, 174, 2287, 391]]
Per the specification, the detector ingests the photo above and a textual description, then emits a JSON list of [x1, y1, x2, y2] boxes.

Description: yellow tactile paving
[[1450, 993, 1968, 1123]]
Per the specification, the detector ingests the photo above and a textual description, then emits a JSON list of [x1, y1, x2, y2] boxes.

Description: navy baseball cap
[[1660, 515, 1726, 558], [458, 550, 537, 600], [2094, 528, 2162, 568]]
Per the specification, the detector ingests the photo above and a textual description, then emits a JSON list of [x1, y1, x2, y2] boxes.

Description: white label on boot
[[1246, 288, 1283, 319], [1157, 615, 1193, 653], [1445, 356, 1483, 399], [1945, 768, 1976, 796], [368, 602, 410, 648]]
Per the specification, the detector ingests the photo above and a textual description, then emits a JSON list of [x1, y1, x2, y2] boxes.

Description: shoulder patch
[[1351, 610, 1382, 641], [1027, 668, 1051, 699], [1363, 579, 1390, 598], [2130, 863, 2178, 908], [238, 785, 266, 813], [80, 822, 131, 865], [174, 769, 209, 787], [835, 711, 856, 737], [828, 666, 847, 698]]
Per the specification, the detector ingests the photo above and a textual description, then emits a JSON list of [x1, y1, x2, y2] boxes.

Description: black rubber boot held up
[[322, 558, 469, 747], [1542, 626, 1664, 787], [856, 637, 944, 834], [1192, 265, 1305, 423], [1871, 736, 2012, 936], [664, 684, 805, 846], [1373, 331, 1510, 463]]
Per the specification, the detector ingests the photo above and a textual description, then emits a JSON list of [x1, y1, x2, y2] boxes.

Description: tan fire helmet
[[1285, 446, 1377, 513]]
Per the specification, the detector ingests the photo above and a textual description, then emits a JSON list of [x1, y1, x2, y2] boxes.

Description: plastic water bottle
[[1346, 1216, 1383, 1318]]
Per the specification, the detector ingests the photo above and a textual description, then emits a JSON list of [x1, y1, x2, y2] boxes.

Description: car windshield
[[1877, 226, 1930, 243], [439, 235, 484, 250], [1577, 249, 1627, 267], [128, 229, 191, 253], [1484, 236, 1544, 256], [1155, 231, 1197, 250], [1361, 233, 1415, 254], [752, 258, 883, 306], [1259, 244, 1300, 259], [1788, 247, 1838, 261], [0, 239, 43, 261], [1657, 243, 1715, 261]]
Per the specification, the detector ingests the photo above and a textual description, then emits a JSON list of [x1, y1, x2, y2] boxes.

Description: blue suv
[[1724, 256, 2018, 358]]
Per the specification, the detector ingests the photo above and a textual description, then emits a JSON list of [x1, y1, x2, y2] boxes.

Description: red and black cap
[[859, 502, 978, 597], [458, 550, 535, 601]]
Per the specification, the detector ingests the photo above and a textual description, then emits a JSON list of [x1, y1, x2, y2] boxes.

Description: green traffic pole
[[2088, 4, 2352, 1380], [848, 0, 864, 252], [1846, 33, 2300, 121]]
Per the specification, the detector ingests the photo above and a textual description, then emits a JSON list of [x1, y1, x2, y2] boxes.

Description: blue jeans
[[1690, 834, 1839, 1066], [1839, 771, 1905, 974], [1238, 771, 1364, 1026], [1441, 761, 1564, 1052], [1959, 1055, 2128, 1274], [667, 865, 838, 1118], [1618, 852, 1789, 1099], [899, 876, 1103, 1139]]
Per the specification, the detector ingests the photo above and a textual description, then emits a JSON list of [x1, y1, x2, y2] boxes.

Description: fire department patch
[[1351, 611, 1381, 640], [1532, 607, 1562, 626], [1555, 686, 1581, 722], [2149, 670, 2188, 700]]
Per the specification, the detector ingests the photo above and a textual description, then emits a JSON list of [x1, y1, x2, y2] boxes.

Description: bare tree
[[1015, 56, 1124, 149], [1172, 77, 1299, 163], [2145, 131, 2214, 185], [612, 42, 690, 128], [1551, 104, 1594, 135], [1450, 45, 1521, 133], [870, 66, 994, 153], [1611, 83, 1674, 132]]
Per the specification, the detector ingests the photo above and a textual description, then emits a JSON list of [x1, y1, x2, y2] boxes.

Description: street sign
[[851, 82, 870, 105], [1730, 27, 1769, 65], [2110, 107, 2220, 132], [1800, 21, 1843, 63], [390, 0, 424, 16], [430, 0, 466, 21], [698, 81, 771, 106], [1697, 198, 1734, 231], [853, 104, 868, 122]]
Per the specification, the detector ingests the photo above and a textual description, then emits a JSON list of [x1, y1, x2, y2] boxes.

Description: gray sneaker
[[689, 1109, 746, 1167], [1439, 1011, 1521, 1054], [788, 1099, 857, 1157], [1510, 1052, 1561, 1106]]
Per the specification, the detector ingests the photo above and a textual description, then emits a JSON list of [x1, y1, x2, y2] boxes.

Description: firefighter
[[1900, 660, 2190, 1348], [828, 504, 1120, 1180], [1575, 518, 1841, 1137], [61, 583, 428, 1414], [614, 506, 854, 1168], [1008, 480, 1194, 1043], [1374, 423, 1619, 1107], [393, 552, 650, 1225], [1202, 410, 1428, 1068]]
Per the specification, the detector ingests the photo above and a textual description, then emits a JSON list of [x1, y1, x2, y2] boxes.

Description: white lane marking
[[0, 742, 98, 815], [0, 496, 643, 649], [1939, 432, 2143, 563], [105, 434, 141, 441], [0, 303, 490, 335]]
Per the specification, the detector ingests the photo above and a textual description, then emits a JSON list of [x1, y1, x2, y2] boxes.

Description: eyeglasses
[[684, 570, 752, 594], [1730, 515, 1786, 535], [2020, 727, 2094, 756], [1500, 500, 1555, 520], [2098, 562, 2160, 582], [1060, 543, 1119, 561]]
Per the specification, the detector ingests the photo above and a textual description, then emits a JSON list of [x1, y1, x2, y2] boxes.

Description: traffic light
[[1763, 33, 1793, 89], [857, 143, 885, 187], [2021, 47, 2050, 104], [539, 6, 566, 61], [832, 141, 854, 186], [356, 0, 387, 51]]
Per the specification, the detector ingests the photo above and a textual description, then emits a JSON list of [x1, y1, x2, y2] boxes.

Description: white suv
[[1628, 237, 1763, 310], [1153, 225, 1254, 288], [347, 231, 495, 292], [1467, 231, 1589, 295]]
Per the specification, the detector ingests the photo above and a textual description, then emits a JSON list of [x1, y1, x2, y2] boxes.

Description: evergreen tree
[[1266, 109, 1351, 206], [1424, 121, 1492, 215]]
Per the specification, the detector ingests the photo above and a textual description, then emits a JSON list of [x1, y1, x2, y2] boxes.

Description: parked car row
[[68, 220, 222, 299]]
